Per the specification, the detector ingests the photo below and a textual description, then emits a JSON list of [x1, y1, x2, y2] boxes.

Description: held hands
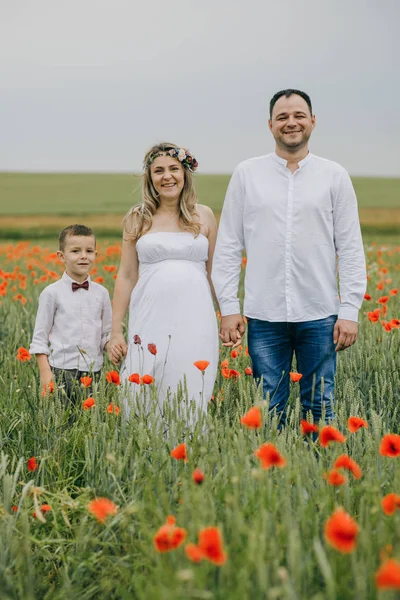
[[333, 319, 358, 352], [108, 333, 128, 365], [219, 314, 246, 348]]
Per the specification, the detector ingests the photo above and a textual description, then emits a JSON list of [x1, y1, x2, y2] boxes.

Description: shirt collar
[[62, 271, 91, 285], [272, 151, 313, 169]]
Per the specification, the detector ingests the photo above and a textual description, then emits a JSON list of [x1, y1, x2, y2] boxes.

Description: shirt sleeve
[[333, 169, 367, 322], [101, 289, 112, 351], [211, 166, 245, 316], [29, 288, 56, 355]]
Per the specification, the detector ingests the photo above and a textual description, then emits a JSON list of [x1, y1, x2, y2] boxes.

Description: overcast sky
[[1, 0, 399, 175]]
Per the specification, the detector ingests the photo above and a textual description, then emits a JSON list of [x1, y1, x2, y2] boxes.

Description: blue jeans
[[247, 316, 337, 424]]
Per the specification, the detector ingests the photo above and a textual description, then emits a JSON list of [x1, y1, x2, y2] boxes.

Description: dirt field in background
[[0, 208, 399, 233]]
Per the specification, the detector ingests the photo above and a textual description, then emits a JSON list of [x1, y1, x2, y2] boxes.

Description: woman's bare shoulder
[[196, 203, 216, 221]]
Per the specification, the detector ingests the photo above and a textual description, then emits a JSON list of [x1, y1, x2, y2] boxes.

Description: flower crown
[[145, 147, 199, 172]]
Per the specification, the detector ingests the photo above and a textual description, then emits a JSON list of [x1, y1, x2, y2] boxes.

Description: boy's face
[[57, 235, 97, 282]]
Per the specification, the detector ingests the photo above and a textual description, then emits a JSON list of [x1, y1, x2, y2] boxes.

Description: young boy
[[30, 224, 112, 400]]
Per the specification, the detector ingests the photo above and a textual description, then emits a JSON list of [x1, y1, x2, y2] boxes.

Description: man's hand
[[219, 314, 246, 348], [333, 319, 358, 352]]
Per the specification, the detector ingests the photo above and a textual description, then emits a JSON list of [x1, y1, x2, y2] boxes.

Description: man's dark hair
[[59, 224, 95, 251], [269, 89, 312, 118]]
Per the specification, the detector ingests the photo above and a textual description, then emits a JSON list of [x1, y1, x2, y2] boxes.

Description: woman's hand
[[107, 333, 128, 364]]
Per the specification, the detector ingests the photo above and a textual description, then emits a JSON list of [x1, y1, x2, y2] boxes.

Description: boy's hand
[[40, 371, 54, 388], [108, 334, 128, 364]]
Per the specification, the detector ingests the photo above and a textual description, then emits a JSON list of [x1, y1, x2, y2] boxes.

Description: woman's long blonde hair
[[123, 142, 201, 241]]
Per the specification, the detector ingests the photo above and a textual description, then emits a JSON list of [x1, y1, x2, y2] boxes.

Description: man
[[212, 89, 366, 424]]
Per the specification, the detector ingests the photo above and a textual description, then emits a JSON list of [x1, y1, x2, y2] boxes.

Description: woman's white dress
[[121, 232, 219, 420]]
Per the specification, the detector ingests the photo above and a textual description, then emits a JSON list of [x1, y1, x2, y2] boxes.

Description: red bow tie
[[72, 280, 89, 292]]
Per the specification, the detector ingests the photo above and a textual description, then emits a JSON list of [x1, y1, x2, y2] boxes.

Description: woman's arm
[[108, 232, 139, 363], [198, 204, 219, 309]]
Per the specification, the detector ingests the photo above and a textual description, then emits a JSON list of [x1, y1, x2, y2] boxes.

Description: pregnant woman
[[109, 142, 219, 424]]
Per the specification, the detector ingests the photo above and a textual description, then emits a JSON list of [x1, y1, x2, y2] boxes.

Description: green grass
[[0, 173, 399, 216], [0, 239, 400, 598], [0, 173, 231, 216]]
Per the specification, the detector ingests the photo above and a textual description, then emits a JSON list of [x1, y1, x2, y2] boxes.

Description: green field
[[0, 173, 399, 239], [1, 239, 400, 598], [0, 173, 231, 216], [1, 172, 400, 215]]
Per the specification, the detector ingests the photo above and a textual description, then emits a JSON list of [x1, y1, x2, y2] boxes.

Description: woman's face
[[150, 155, 185, 202]]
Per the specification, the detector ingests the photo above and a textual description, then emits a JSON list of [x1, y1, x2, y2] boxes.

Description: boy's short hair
[[59, 224, 95, 251]]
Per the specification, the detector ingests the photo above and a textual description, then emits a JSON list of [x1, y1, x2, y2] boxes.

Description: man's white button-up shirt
[[212, 152, 367, 323], [30, 272, 112, 371]]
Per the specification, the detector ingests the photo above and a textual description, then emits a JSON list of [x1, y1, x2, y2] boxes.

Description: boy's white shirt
[[30, 271, 112, 371]]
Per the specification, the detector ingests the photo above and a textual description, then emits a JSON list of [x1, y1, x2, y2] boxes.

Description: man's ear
[[311, 115, 316, 130], [268, 119, 273, 132]]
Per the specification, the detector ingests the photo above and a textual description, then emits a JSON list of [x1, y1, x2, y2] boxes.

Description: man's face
[[268, 94, 316, 152]]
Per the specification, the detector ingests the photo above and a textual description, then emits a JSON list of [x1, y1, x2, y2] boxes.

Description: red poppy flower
[[381, 493, 400, 516], [347, 416, 368, 433], [389, 288, 398, 296], [107, 403, 120, 415], [240, 406, 262, 429], [289, 372, 303, 382], [324, 508, 359, 553], [83, 397, 95, 410], [221, 359, 229, 369], [230, 350, 238, 359], [254, 443, 286, 469], [363, 293, 372, 300], [154, 515, 187, 552], [16, 347, 31, 361], [380, 434, 400, 458], [383, 322, 393, 332], [80, 376, 92, 387], [375, 559, 400, 589], [33, 503, 52, 518], [334, 455, 362, 479], [88, 498, 118, 523], [300, 420, 319, 435], [148, 343, 157, 356], [128, 373, 140, 384], [378, 296, 389, 304], [390, 318, 400, 328], [141, 374, 154, 384], [319, 425, 346, 447], [194, 360, 210, 371], [170, 443, 188, 463], [367, 311, 380, 323], [244, 366, 253, 376], [228, 369, 241, 379], [42, 381, 55, 396], [106, 371, 120, 385], [323, 469, 347, 486], [198, 527, 227, 565], [185, 543, 204, 563], [192, 468, 205, 485], [11, 505, 18, 512], [27, 457, 38, 472], [376, 281, 384, 290], [186, 527, 227, 565]]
